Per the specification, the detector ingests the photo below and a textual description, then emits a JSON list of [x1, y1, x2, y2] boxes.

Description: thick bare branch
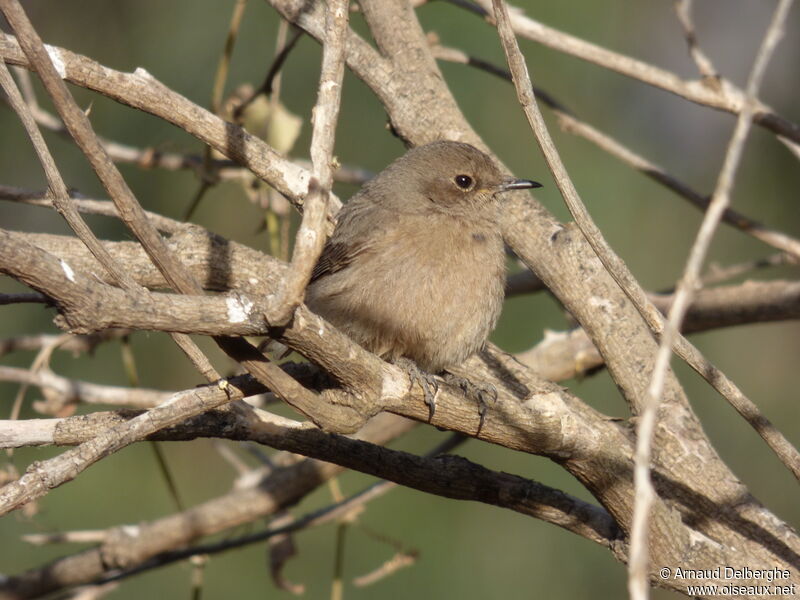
[[0, 409, 620, 597]]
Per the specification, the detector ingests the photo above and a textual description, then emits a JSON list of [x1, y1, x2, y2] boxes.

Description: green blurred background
[[1, 0, 798, 598]]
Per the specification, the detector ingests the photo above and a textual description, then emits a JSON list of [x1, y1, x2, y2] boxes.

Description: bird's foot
[[442, 373, 497, 435], [393, 357, 439, 421]]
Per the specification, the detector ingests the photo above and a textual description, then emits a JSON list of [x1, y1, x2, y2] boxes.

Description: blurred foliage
[[0, 1, 798, 598]]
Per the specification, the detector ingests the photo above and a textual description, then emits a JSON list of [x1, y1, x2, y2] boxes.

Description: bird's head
[[385, 141, 541, 213]]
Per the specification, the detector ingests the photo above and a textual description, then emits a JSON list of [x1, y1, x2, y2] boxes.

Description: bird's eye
[[454, 174, 473, 190]]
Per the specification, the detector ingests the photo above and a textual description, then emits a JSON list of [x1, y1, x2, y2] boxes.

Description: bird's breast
[[306, 212, 506, 372], [367, 215, 506, 369]]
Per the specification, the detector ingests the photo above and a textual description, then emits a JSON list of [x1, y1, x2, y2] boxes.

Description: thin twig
[[233, 26, 304, 121], [0, 365, 172, 411], [555, 115, 800, 259], [0, 185, 187, 233], [67, 582, 120, 600], [630, 2, 795, 598], [352, 551, 417, 587], [23, 529, 108, 545], [700, 253, 795, 287], [6, 335, 68, 444], [673, 0, 719, 83], [185, 0, 250, 220], [0, 292, 47, 305], [430, 44, 572, 114], [270, 0, 349, 325], [211, 0, 249, 115], [261, 19, 295, 261], [468, 0, 800, 148], [0, 330, 131, 358]]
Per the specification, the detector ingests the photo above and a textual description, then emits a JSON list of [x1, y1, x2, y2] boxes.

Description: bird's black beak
[[498, 178, 543, 191]]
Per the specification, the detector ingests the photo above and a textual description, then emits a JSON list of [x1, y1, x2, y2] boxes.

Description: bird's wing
[[310, 238, 371, 282], [310, 196, 386, 283]]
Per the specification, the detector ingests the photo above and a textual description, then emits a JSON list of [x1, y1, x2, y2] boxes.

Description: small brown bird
[[307, 141, 540, 415]]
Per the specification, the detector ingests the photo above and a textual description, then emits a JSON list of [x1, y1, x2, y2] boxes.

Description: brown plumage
[[307, 140, 540, 374]]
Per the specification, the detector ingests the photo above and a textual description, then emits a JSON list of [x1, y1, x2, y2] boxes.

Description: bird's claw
[[442, 373, 497, 434], [394, 358, 439, 421]]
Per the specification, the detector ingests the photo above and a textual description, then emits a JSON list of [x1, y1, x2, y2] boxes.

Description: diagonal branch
[[0, 379, 243, 516], [0, 0, 221, 384], [0, 62, 140, 291], [632, 1, 795, 596], [490, 0, 800, 491]]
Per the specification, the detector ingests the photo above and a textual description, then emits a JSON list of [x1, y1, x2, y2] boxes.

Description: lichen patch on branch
[[226, 293, 254, 323]]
